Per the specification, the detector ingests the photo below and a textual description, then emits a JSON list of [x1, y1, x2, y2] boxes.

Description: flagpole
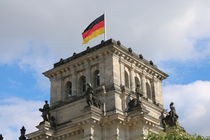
[[104, 11, 106, 41]]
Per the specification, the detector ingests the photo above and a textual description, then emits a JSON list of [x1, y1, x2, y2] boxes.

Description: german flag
[[82, 14, 105, 44]]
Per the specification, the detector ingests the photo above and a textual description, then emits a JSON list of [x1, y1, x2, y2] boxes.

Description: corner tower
[[27, 39, 168, 140]]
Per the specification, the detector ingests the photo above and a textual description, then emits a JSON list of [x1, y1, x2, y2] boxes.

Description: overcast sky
[[0, 0, 210, 139]]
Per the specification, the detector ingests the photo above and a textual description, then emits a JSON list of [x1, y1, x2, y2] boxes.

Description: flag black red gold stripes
[[82, 14, 105, 44]]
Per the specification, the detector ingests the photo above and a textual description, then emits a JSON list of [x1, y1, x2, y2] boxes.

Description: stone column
[[83, 123, 95, 140], [151, 79, 156, 103], [110, 122, 120, 140], [72, 71, 77, 96], [85, 60, 91, 85], [130, 66, 135, 92], [119, 60, 125, 86], [113, 55, 121, 87], [141, 74, 147, 98], [102, 85, 107, 116], [125, 124, 130, 140], [56, 74, 63, 102], [49, 78, 55, 105], [101, 124, 107, 140], [99, 55, 105, 85], [154, 79, 164, 106], [120, 91, 126, 113]]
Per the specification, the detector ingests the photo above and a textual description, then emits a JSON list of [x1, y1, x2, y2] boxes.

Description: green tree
[[144, 126, 210, 140]]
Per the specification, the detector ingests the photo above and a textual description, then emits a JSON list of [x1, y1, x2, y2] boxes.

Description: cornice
[[43, 39, 168, 80], [112, 45, 168, 80]]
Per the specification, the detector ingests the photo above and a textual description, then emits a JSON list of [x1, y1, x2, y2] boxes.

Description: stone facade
[[27, 39, 168, 140]]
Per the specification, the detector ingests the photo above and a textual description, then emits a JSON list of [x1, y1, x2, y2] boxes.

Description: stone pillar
[[154, 79, 164, 106], [83, 123, 95, 140], [120, 91, 126, 113], [125, 125, 130, 140], [72, 71, 77, 96], [115, 123, 120, 140], [85, 61, 91, 85], [113, 55, 121, 87], [141, 74, 147, 98], [99, 57, 105, 85], [130, 66, 135, 92], [101, 124, 107, 140], [151, 79, 156, 103], [119, 60, 125, 86], [49, 78, 55, 105], [102, 85, 107, 116], [54, 74, 62, 103]]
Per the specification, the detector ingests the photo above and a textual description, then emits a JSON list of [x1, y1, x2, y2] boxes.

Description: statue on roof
[[169, 102, 179, 125], [162, 102, 179, 129], [39, 100, 50, 122], [85, 83, 101, 108], [0, 134, 3, 140], [19, 126, 27, 140], [86, 83, 94, 106]]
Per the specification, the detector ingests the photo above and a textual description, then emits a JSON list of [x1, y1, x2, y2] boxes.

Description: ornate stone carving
[[162, 102, 179, 129], [19, 126, 27, 140], [86, 83, 101, 108], [39, 100, 57, 129], [39, 100, 50, 122], [0, 134, 3, 140]]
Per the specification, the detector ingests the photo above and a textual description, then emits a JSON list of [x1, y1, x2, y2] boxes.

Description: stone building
[[27, 39, 168, 140]]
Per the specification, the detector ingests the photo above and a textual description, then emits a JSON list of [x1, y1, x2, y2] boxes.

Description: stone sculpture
[[19, 126, 27, 140], [86, 83, 101, 108], [162, 102, 179, 129], [0, 134, 3, 140], [127, 85, 143, 112], [39, 100, 50, 122]]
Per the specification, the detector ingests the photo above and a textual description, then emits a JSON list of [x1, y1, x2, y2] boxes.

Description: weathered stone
[[28, 39, 168, 140]]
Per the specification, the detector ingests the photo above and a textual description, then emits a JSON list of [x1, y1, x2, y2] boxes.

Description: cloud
[[1, 0, 210, 90], [163, 80, 210, 136], [1, 0, 210, 62], [0, 98, 43, 140]]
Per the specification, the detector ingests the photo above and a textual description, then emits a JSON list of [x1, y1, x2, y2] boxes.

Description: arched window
[[65, 81, 72, 97], [146, 82, 152, 99], [79, 76, 86, 93], [124, 71, 129, 88], [135, 77, 140, 89], [94, 70, 100, 87]]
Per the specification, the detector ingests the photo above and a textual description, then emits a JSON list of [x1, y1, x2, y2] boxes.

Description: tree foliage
[[145, 126, 210, 140]]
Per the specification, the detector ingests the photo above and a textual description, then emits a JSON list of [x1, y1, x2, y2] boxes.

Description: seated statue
[[162, 102, 179, 129], [85, 83, 101, 108]]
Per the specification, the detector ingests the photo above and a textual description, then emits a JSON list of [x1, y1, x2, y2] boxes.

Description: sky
[[0, 0, 210, 139]]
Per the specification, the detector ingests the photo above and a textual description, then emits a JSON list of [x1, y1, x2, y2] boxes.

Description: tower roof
[[43, 39, 168, 80]]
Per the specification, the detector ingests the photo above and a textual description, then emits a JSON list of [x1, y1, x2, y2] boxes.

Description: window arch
[[65, 81, 72, 97], [93, 70, 100, 87], [79, 76, 86, 93], [146, 82, 152, 99], [124, 71, 129, 88]]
